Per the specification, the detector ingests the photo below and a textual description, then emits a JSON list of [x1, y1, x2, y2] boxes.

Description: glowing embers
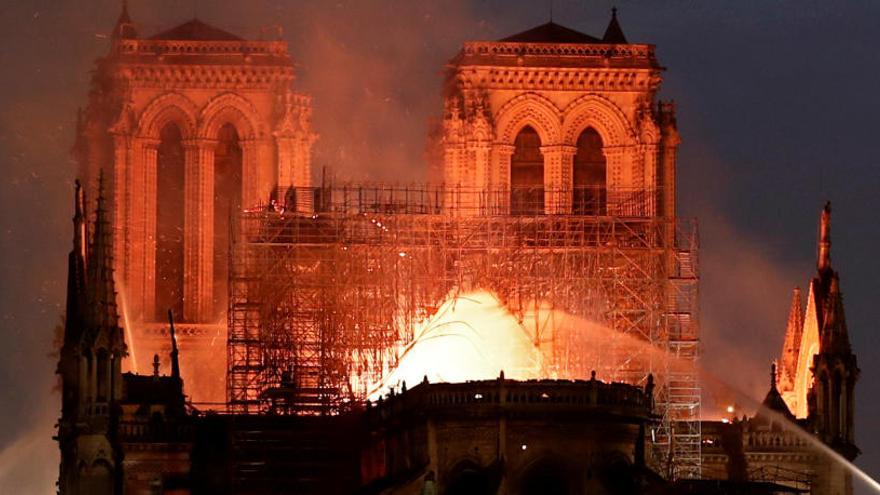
[[367, 289, 655, 400]]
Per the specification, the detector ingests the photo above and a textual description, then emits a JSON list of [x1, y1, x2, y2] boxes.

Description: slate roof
[[150, 19, 242, 41]]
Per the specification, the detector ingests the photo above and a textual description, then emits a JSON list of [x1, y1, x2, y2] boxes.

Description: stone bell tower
[[436, 8, 679, 218], [73, 3, 316, 402]]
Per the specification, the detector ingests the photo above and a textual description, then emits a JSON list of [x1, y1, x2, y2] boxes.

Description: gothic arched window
[[213, 123, 243, 319], [156, 123, 185, 321], [573, 127, 606, 215], [510, 126, 544, 215]]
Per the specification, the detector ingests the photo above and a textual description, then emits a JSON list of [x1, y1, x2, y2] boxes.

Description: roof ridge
[[500, 21, 601, 44], [149, 18, 242, 41]]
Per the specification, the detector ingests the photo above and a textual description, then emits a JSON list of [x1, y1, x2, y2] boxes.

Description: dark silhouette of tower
[[809, 203, 860, 493], [56, 176, 127, 494]]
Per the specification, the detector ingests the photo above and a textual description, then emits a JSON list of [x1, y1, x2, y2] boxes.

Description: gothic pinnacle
[[818, 201, 832, 272], [168, 309, 181, 380], [88, 171, 120, 330], [770, 361, 778, 391]]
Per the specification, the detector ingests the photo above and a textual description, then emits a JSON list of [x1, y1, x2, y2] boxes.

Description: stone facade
[[58, 7, 861, 495], [74, 6, 316, 403], [434, 16, 679, 218], [361, 377, 660, 495]]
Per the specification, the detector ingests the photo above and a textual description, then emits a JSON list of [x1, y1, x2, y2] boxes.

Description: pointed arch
[[495, 93, 561, 145], [198, 92, 261, 140], [515, 455, 577, 495], [573, 127, 607, 214], [561, 94, 635, 147], [197, 93, 262, 321], [136, 92, 198, 139], [445, 457, 487, 494], [510, 126, 545, 215]]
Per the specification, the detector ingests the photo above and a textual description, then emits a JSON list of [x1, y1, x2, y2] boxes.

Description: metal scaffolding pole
[[225, 184, 700, 477]]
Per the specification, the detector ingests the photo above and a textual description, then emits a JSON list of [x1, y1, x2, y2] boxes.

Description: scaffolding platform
[[226, 184, 700, 478]]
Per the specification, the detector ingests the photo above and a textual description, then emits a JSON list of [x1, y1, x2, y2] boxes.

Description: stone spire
[[808, 201, 858, 455], [63, 181, 88, 347], [820, 276, 851, 355], [87, 172, 120, 333], [778, 287, 804, 390], [602, 7, 628, 44], [168, 309, 181, 380], [770, 362, 778, 392], [73, 180, 87, 262], [760, 361, 794, 421], [817, 201, 832, 273], [112, 0, 138, 40]]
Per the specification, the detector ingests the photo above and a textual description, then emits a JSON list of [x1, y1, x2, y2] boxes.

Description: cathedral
[[56, 4, 859, 494]]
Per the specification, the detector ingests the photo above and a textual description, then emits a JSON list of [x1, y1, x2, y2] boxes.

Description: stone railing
[[367, 376, 654, 424], [261, 184, 657, 218], [744, 430, 810, 449], [461, 41, 655, 60], [118, 419, 194, 443], [118, 39, 289, 57]]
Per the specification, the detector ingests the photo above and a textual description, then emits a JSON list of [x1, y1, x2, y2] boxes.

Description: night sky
[[1, 1, 879, 493]]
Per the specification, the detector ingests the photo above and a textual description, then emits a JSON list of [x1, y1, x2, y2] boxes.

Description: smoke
[[0, 400, 58, 495], [692, 203, 806, 418], [285, 0, 476, 182], [1, 0, 876, 492]]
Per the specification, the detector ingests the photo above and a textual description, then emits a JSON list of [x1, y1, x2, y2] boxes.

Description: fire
[[368, 291, 543, 398], [367, 289, 651, 400]]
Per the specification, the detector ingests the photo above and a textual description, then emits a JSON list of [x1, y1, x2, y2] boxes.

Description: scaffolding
[[226, 184, 700, 478]]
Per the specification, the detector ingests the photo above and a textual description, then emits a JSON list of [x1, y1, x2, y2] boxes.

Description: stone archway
[[492, 93, 564, 213], [516, 458, 575, 495], [128, 93, 199, 322]]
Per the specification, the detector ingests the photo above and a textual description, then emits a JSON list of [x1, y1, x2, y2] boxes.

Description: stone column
[[292, 136, 314, 211], [491, 144, 515, 215], [659, 134, 679, 220], [141, 140, 158, 321], [127, 138, 158, 321], [540, 145, 576, 214], [275, 135, 313, 212], [275, 136, 294, 193], [111, 133, 129, 287], [240, 139, 258, 209], [641, 143, 659, 217], [442, 142, 465, 215], [183, 139, 215, 322], [275, 135, 293, 209], [467, 141, 491, 215], [603, 146, 627, 216]]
